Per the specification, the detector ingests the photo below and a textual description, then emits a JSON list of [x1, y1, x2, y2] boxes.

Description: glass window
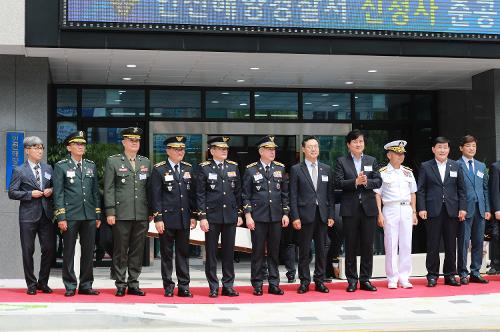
[[362, 130, 390, 163], [255, 92, 298, 120], [56, 121, 77, 143], [153, 134, 202, 167], [355, 93, 411, 120], [414, 94, 433, 121], [206, 91, 250, 119], [303, 93, 351, 120], [150, 90, 201, 118], [86, 127, 128, 145], [82, 89, 145, 117], [56, 89, 77, 117], [314, 135, 347, 169]]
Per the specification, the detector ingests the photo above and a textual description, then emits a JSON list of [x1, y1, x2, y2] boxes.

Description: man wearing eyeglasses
[[8, 136, 56, 295]]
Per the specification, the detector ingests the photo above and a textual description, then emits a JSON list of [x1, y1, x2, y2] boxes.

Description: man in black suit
[[488, 160, 500, 275], [289, 136, 334, 294], [417, 136, 467, 287], [334, 129, 382, 292], [8, 136, 56, 295]]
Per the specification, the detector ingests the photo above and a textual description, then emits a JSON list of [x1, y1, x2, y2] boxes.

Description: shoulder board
[[154, 161, 166, 168], [109, 154, 121, 158], [246, 162, 258, 168], [181, 161, 192, 167], [379, 166, 388, 173], [402, 166, 413, 172], [84, 159, 95, 164], [56, 159, 68, 164], [273, 161, 285, 167], [227, 160, 238, 165], [199, 161, 211, 167]]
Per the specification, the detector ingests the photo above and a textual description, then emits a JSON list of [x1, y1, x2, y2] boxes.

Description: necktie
[[130, 158, 136, 171], [265, 165, 270, 177], [218, 163, 223, 173], [76, 162, 82, 175], [468, 160, 474, 179], [34, 164, 41, 188], [311, 163, 318, 191], [174, 164, 180, 180]]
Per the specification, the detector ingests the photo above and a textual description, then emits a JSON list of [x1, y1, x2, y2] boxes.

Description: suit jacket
[[289, 161, 334, 224], [151, 160, 196, 230], [457, 158, 489, 219], [416, 159, 467, 218], [242, 160, 289, 223], [489, 161, 500, 214], [196, 159, 242, 224], [334, 154, 382, 217], [8, 161, 54, 222]]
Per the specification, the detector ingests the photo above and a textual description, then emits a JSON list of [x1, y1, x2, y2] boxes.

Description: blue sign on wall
[[62, 0, 499, 39], [5, 131, 25, 190]]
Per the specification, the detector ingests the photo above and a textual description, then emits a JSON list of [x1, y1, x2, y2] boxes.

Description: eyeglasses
[[27, 146, 44, 150]]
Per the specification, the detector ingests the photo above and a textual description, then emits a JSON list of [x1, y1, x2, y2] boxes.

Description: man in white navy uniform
[[374, 140, 418, 289]]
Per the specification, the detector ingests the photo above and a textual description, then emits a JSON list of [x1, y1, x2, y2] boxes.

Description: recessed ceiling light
[[368, 69, 378, 73], [355, 96, 359, 99], [239, 103, 248, 106], [250, 67, 260, 70], [254, 94, 260, 97], [345, 81, 354, 85], [332, 104, 339, 107], [118, 90, 126, 93], [236, 79, 245, 83], [122, 77, 132, 81], [321, 94, 329, 97], [221, 92, 230, 95], [126, 64, 137, 68], [114, 99, 122, 102], [211, 100, 219, 104], [305, 102, 312, 105]]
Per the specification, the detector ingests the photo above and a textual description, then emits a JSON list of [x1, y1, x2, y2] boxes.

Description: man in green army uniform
[[103, 127, 152, 297], [53, 131, 102, 297]]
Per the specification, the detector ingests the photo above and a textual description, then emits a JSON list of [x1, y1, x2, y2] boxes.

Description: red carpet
[[1, 276, 500, 304]]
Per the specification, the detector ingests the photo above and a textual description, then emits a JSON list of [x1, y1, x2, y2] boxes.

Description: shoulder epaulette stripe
[[181, 161, 192, 167], [402, 166, 413, 171], [154, 161, 166, 168], [56, 159, 68, 164], [379, 166, 388, 172], [274, 161, 285, 167], [110, 154, 121, 158], [84, 159, 95, 163], [199, 161, 211, 166], [246, 162, 257, 168], [227, 160, 238, 165]]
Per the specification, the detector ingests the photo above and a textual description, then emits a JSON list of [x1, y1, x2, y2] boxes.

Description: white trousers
[[382, 204, 413, 284]]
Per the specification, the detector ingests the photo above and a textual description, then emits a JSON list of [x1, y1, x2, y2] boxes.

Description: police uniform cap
[[208, 136, 230, 148], [384, 140, 407, 154], [65, 131, 86, 146], [256, 135, 278, 149], [121, 127, 143, 139], [164, 136, 186, 148]]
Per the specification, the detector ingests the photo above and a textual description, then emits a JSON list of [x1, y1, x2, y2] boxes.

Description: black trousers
[[62, 220, 96, 291], [490, 221, 500, 269], [251, 221, 282, 288], [159, 227, 191, 291], [280, 225, 296, 277], [205, 223, 236, 291], [297, 208, 328, 284], [112, 220, 148, 289], [19, 215, 56, 289], [425, 204, 459, 279], [343, 201, 376, 284]]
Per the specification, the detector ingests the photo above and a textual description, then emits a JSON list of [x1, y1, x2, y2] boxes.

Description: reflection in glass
[[314, 135, 346, 169], [355, 94, 411, 120], [56, 122, 77, 143], [86, 127, 128, 145], [303, 93, 351, 120], [414, 94, 433, 121], [150, 90, 201, 118], [206, 91, 250, 119], [82, 89, 145, 117], [57, 89, 77, 117], [255, 92, 298, 120], [153, 134, 202, 167]]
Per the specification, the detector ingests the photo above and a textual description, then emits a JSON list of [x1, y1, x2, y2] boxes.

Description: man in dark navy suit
[[289, 135, 335, 294], [334, 129, 382, 292], [8, 136, 56, 295], [417, 136, 467, 287]]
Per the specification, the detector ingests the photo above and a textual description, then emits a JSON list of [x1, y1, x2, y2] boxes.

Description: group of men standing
[[8, 128, 496, 298]]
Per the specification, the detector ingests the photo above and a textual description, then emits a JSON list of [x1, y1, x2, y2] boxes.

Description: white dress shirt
[[435, 159, 447, 182]]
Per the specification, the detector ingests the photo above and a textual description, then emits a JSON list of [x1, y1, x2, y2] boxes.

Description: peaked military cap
[[121, 127, 143, 139], [208, 136, 230, 148], [164, 135, 186, 148], [256, 135, 278, 148], [384, 140, 407, 154], [65, 131, 86, 146]]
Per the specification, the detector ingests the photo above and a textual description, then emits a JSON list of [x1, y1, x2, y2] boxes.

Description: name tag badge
[[450, 171, 458, 178], [183, 172, 191, 179], [322, 175, 328, 182], [66, 170, 75, 178], [227, 171, 237, 177], [273, 171, 282, 178], [44, 172, 51, 180], [208, 173, 218, 180], [164, 174, 174, 182], [139, 173, 147, 180], [364, 165, 373, 172], [477, 171, 484, 179], [254, 173, 263, 181]]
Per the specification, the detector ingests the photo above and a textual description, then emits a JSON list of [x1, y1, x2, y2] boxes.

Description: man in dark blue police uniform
[[242, 135, 290, 296], [196, 136, 243, 298]]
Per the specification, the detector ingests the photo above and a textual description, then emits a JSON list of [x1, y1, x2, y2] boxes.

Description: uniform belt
[[384, 201, 411, 206]]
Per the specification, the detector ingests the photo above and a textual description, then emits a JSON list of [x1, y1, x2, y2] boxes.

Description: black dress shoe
[[78, 288, 100, 295], [469, 275, 489, 284], [427, 279, 437, 287], [64, 289, 76, 297], [36, 285, 53, 294], [297, 283, 309, 294], [360, 281, 377, 291], [221, 287, 239, 297], [115, 288, 126, 297], [208, 289, 218, 298], [444, 277, 461, 286], [178, 289, 193, 298], [164, 288, 174, 297], [346, 282, 357, 292], [286, 273, 296, 283], [460, 277, 469, 285], [268, 285, 284, 295], [315, 282, 330, 293], [26, 288, 37, 295], [128, 287, 146, 296], [253, 287, 263, 296]]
